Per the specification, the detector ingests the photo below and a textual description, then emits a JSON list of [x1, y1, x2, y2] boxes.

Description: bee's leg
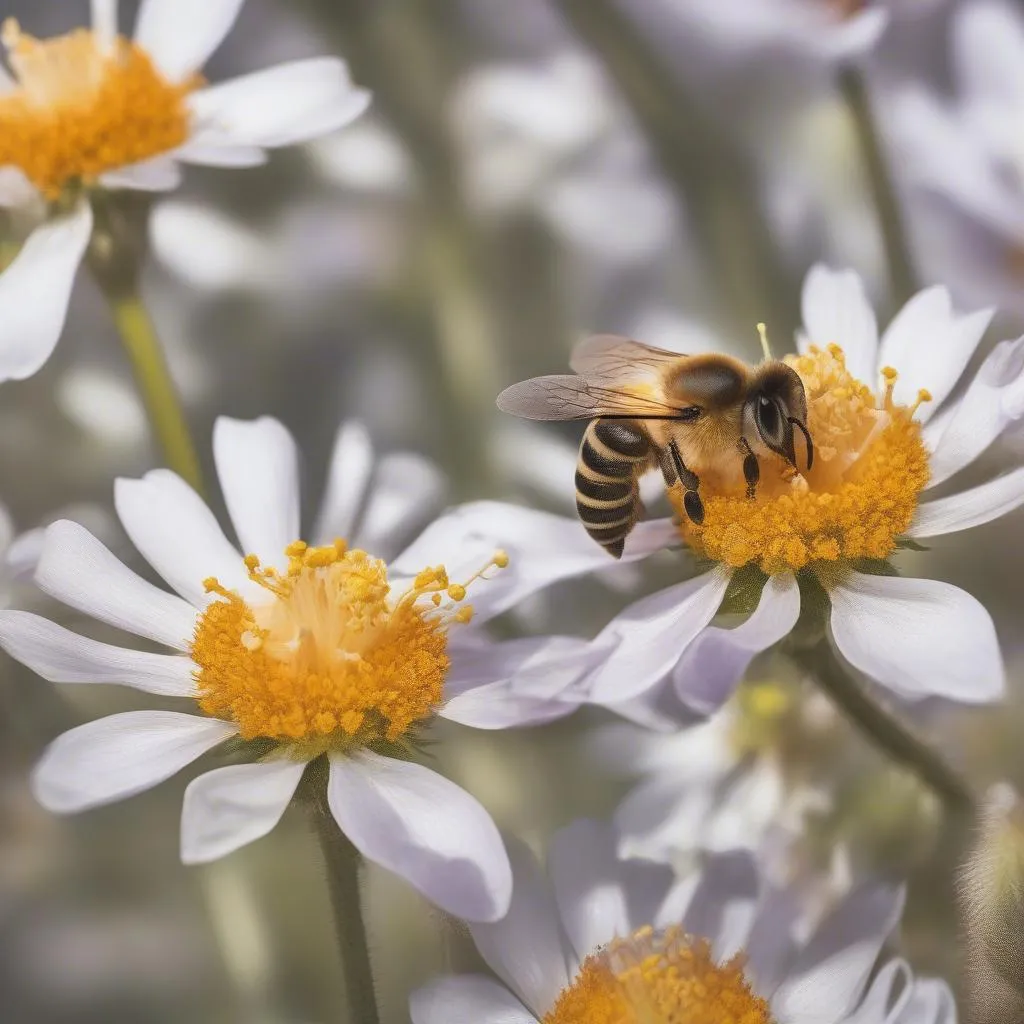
[[738, 436, 759, 500], [669, 440, 704, 525], [658, 447, 677, 486]]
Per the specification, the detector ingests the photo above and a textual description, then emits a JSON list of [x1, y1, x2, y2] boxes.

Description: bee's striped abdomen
[[575, 419, 650, 558]]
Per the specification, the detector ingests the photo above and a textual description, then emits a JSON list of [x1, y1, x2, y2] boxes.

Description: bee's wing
[[496, 374, 682, 421], [569, 334, 687, 380]]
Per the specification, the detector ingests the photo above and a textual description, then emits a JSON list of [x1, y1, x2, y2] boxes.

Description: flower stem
[[839, 65, 917, 310], [312, 799, 381, 1024], [796, 643, 977, 821], [105, 294, 205, 494]]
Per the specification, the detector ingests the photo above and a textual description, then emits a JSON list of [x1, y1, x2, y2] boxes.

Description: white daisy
[[0, 416, 626, 923], [410, 818, 954, 1024], [0, 0, 370, 383], [540, 264, 1023, 712]]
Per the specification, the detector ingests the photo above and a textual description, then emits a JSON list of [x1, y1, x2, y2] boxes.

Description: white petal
[[893, 978, 956, 1024], [0, 203, 91, 383], [586, 570, 732, 704], [439, 679, 578, 729], [115, 471, 252, 606], [312, 421, 375, 547], [673, 574, 799, 714], [800, 264, 879, 385], [91, 0, 119, 52], [954, 2, 1024, 111], [614, 776, 716, 863], [98, 155, 182, 192], [877, 286, 992, 420], [911, 468, 1024, 538], [680, 851, 760, 961], [410, 976, 538, 1024], [134, 0, 245, 82], [842, 959, 913, 1024], [33, 711, 236, 813], [829, 572, 1005, 703], [922, 335, 1024, 486], [327, 751, 512, 923], [172, 140, 267, 168], [353, 453, 446, 560], [743, 886, 804, 997], [188, 60, 370, 150], [391, 503, 676, 627], [0, 611, 196, 696], [213, 417, 300, 566], [770, 883, 904, 1024], [35, 520, 197, 651], [180, 759, 305, 863], [5, 526, 44, 578], [469, 838, 572, 1014]]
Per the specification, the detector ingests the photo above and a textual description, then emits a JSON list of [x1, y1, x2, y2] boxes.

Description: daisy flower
[[0, 416, 625, 923], [410, 818, 955, 1024], [0, 0, 370, 384], [562, 264, 1023, 711]]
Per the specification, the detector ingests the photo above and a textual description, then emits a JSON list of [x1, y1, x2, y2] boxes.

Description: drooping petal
[[893, 978, 957, 1024], [35, 520, 197, 651], [829, 572, 1004, 703], [842, 959, 913, 1024], [799, 264, 879, 385], [954, 1, 1024, 113], [98, 156, 182, 192], [0, 203, 92, 383], [91, 0, 119, 52], [585, 570, 732, 704], [180, 759, 306, 864], [33, 711, 237, 813], [0, 611, 196, 696], [911, 467, 1024, 538], [213, 417, 300, 568], [673, 574, 800, 714], [469, 838, 572, 1015], [115, 471, 253, 607], [876, 286, 992, 420], [134, 0, 246, 82], [680, 851, 760, 962], [391, 503, 680, 627], [769, 883, 904, 1022], [187, 60, 370, 150], [327, 751, 512, 923], [410, 976, 538, 1024], [312, 421, 375, 548], [171, 140, 267, 168]]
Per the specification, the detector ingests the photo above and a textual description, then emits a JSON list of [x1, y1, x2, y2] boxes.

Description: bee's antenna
[[757, 322, 773, 361]]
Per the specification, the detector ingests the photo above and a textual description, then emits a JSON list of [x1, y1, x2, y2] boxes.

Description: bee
[[496, 332, 814, 558]]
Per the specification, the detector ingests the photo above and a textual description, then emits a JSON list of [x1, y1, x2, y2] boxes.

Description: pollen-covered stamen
[[0, 19, 196, 199], [543, 925, 773, 1024], [191, 540, 508, 748]]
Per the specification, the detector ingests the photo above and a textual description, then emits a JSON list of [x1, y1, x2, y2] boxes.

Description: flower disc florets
[[543, 925, 772, 1024], [675, 344, 931, 575], [0, 19, 195, 199], [191, 540, 506, 753]]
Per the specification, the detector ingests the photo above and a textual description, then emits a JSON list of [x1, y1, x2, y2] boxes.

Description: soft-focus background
[[2, 0, 1023, 1020]]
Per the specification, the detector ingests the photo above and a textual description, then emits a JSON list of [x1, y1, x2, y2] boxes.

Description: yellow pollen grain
[[0, 21, 196, 199], [543, 926, 773, 1024], [676, 344, 930, 575], [190, 541, 506, 748]]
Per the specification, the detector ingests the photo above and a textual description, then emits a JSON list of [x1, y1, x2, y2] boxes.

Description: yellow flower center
[[0, 20, 195, 200], [675, 344, 931, 575], [190, 539, 507, 752], [543, 926, 773, 1024]]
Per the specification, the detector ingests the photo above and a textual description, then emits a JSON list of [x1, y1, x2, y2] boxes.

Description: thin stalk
[[839, 65, 917, 309], [796, 643, 976, 821], [312, 800, 381, 1024], [105, 294, 204, 494]]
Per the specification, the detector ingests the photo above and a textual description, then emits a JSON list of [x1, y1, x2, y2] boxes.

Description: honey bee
[[496, 333, 814, 557]]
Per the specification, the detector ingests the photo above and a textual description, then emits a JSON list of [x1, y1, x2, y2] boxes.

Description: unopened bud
[[960, 783, 1024, 1022]]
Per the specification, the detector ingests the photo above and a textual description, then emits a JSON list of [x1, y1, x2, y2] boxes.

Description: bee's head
[[746, 362, 813, 471]]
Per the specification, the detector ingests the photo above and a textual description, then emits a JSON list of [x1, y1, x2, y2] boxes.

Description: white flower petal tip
[[32, 711, 237, 814], [829, 572, 1005, 703], [0, 203, 93, 383], [313, 420, 375, 546], [673, 574, 800, 715], [213, 416, 300, 565], [180, 759, 306, 864], [134, 0, 247, 83], [585, 569, 733, 705], [821, 8, 889, 61], [98, 156, 183, 192], [409, 976, 537, 1024], [327, 751, 512, 922], [911, 467, 1024, 538], [800, 264, 878, 383], [0, 611, 197, 697]]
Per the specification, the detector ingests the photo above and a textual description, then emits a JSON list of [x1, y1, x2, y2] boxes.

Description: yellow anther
[[493, 549, 510, 569], [454, 606, 474, 624], [757, 322, 773, 361], [431, 593, 442, 606], [881, 366, 899, 381], [284, 540, 308, 557], [243, 554, 260, 571], [202, 576, 220, 593], [447, 583, 467, 602], [827, 343, 846, 362]]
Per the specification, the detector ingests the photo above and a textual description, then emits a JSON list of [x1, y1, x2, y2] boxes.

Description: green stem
[[105, 294, 204, 494], [796, 643, 976, 821], [313, 801, 381, 1024], [839, 65, 917, 310]]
